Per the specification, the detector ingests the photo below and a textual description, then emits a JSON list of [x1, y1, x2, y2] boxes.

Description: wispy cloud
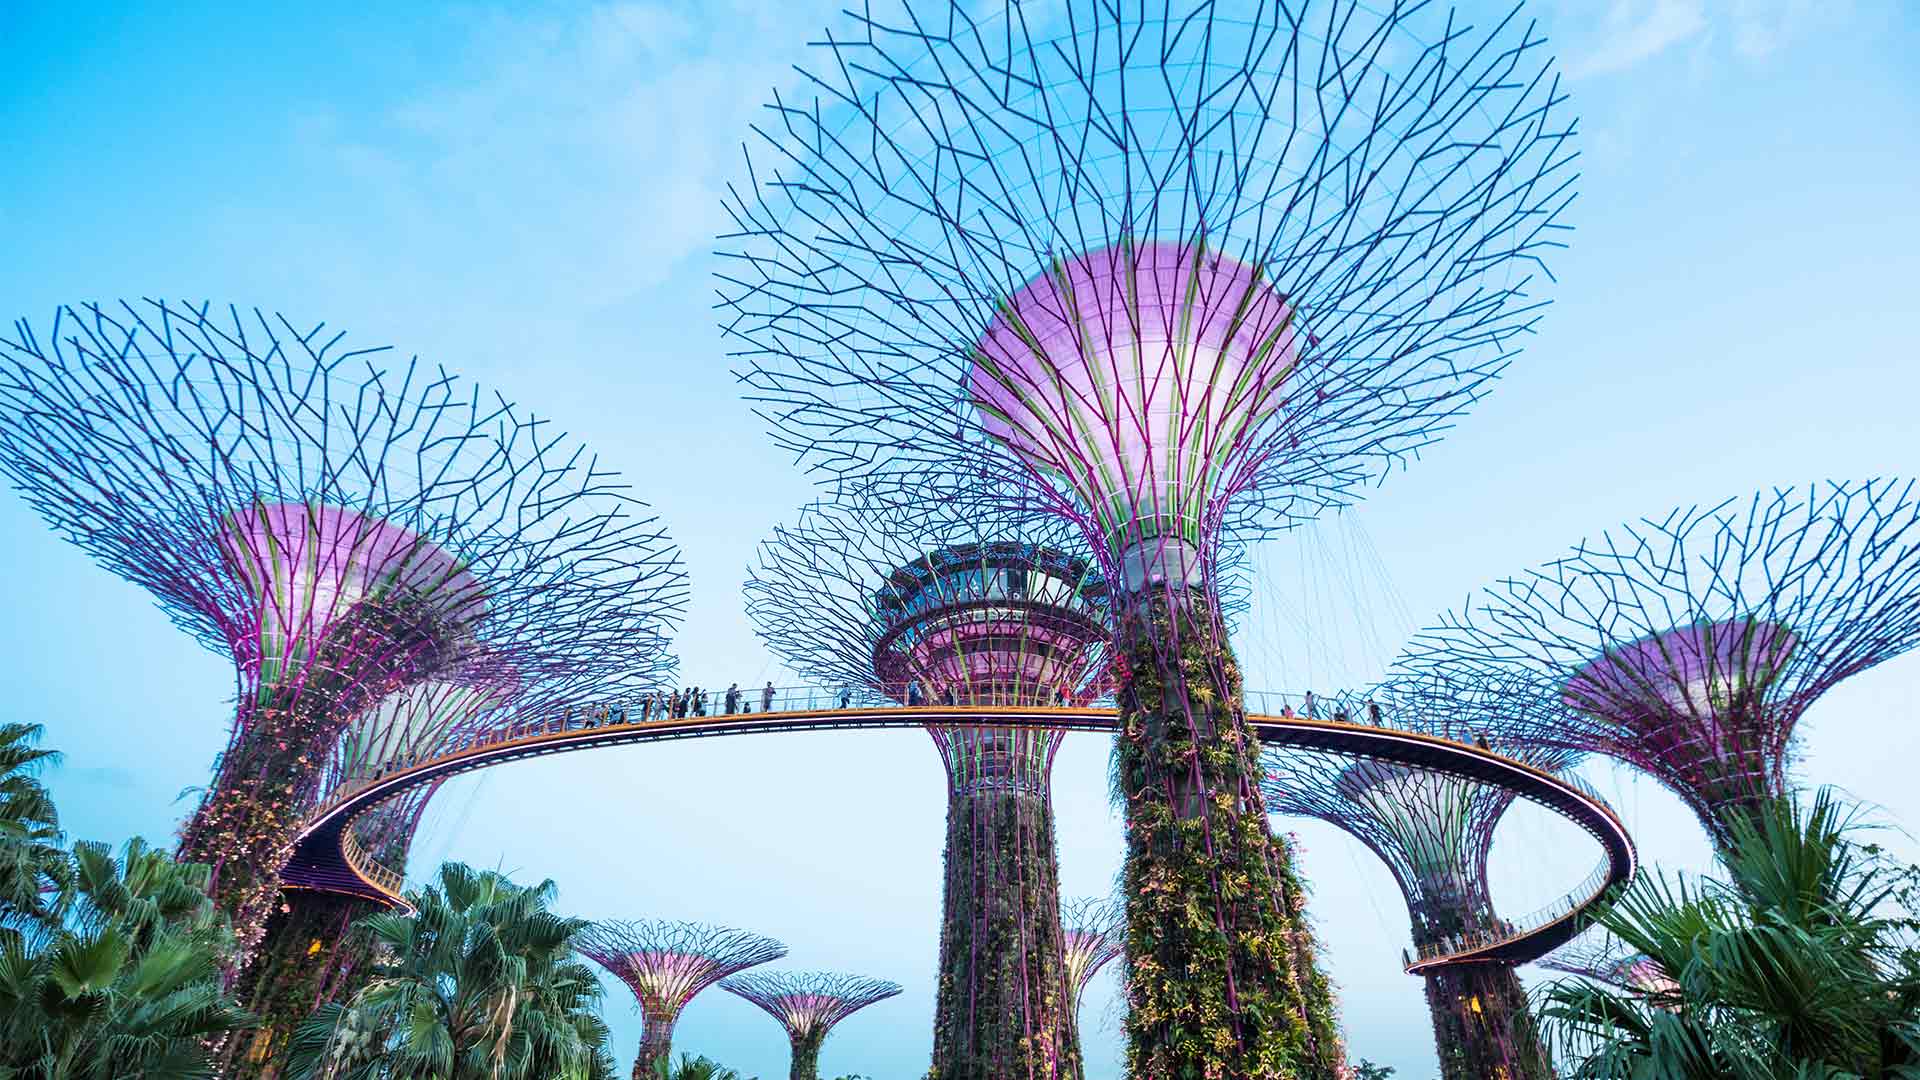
[[1566, 0, 1709, 78]]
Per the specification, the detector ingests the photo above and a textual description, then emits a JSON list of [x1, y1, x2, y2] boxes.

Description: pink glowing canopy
[[1563, 618, 1796, 731], [969, 240, 1301, 550], [218, 501, 487, 666]]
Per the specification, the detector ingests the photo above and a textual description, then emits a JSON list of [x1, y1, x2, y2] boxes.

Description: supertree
[[722, 970, 904, 1080], [1397, 479, 1920, 853], [718, 0, 1575, 1071], [1263, 682, 1572, 1080], [1539, 933, 1676, 997], [747, 479, 1110, 1079], [0, 300, 687, 970], [577, 920, 787, 1078], [1059, 897, 1123, 1026], [234, 659, 523, 1076]]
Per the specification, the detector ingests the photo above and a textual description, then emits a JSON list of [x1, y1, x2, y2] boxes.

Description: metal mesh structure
[[1398, 479, 1920, 852], [722, 971, 904, 1080], [1263, 680, 1570, 1079], [1059, 897, 1123, 1024], [747, 479, 1106, 1078], [719, 2, 1574, 1071], [1540, 932, 1677, 997], [0, 300, 688, 969], [578, 920, 787, 1079]]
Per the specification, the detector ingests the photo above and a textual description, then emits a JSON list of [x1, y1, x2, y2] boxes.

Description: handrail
[[1404, 857, 1614, 969], [293, 690, 1637, 970]]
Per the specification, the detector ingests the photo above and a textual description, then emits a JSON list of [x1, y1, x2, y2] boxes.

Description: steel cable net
[[577, 920, 788, 1078], [0, 300, 690, 968], [747, 476, 1109, 1078], [1396, 479, 1920, 853], [720, 1, 1573, 1072], [722, 971, 904, 1080]]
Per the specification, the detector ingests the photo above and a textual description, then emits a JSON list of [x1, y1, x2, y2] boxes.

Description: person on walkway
[[725, 683, 740, 714], [907, 681, 924, 706], [1303, 690, 1316, 719], [1366, 699, 1382, 726], [839, 687, 853, 710], [762, 681, 776, 713]]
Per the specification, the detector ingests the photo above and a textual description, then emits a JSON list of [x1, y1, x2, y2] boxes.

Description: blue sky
[[2, 1, 1917, 1076]]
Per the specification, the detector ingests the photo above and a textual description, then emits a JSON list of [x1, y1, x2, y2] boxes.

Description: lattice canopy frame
[[1059, 896, 1124, 1022], [578, 920, 786, 1078], [1398, 479, 1920, 851], [722, 971, 903, 1080], [0, 300, 688, 962]]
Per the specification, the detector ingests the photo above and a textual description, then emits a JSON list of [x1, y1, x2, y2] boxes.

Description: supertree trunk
[[633, 1018, 678, 1079], [1422, 963, 1552, 1080], [178, 695, 342, 966], [790, 1030, 826, 1080], [930, 784, 1074, 1079], [1267, 829, 1347, 1075], [1114, 591, 1339, 1078], [229, 890, 380, 1078]]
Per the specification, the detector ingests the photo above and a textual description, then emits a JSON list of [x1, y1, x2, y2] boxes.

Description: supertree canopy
[[747, 480, 1108, 1078], [578, 920, 787, 1079], [1263, 682, 1573, 1080], [722, 970, 904, 1080], [1398, 479, 1920, 852], [1059, 897, 1123, 1025], [720, 0, 1574, 1071], [0, 300, 688, 966]]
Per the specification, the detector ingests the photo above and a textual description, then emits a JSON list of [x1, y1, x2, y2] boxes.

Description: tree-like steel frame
[[0, 300, 688, 979], [1263, 682, 1567, 1080], [719, 1, 1575, 1073], [578, 919, 787, 1078], [723, 970, 905, 1080], [1397, 479, 1920, 853], [1059, 896, 1123, 1025], [747, 479, 1109, 1078]]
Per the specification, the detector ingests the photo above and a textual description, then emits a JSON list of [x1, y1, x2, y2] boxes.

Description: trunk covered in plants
[[929, 777, 1076, 1079], [790, 1029, 826, 1080], [1114, 590, 1341, 1079], [633, 1019, 678, 1080], [229, 888, 382, 1078], [1423, 962, 1551, 1080]]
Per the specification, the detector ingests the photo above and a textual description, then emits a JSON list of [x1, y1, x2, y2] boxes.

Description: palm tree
[[285, 862, 615, 1080], [0, 722, 69, 932], [1537, 788, 1920, 1078], [0, 836, 253, 1078], [653, 1055, 746, 1080]]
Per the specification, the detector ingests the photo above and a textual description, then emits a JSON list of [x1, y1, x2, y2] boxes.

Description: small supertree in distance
[[1539, 932, 1678, 997], [577, 919, 787, 1078], [236, 656, 523, 1075], [1398, 479, 1920, 854], [1263, 682, 1572, 1080], [0, 300, 687, 972], [720, 1, 1575, 1073], [722, 970, 903, 1080], [747, 477, 1109, 1078], [1058, 897, 1123, 1027]]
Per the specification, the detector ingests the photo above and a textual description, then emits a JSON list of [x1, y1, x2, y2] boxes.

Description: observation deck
[[284, 687, 1635, 972]]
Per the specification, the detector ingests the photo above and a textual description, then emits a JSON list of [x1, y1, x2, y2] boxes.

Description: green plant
[[1537, 788, 1920, 1078], [1351, 1061, 1395, 1080], [284, 861, 615, 1080], [0, 722, 71, 933], [0, 836, 253, 1078]]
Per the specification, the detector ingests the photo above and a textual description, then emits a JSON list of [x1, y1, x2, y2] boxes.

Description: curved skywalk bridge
[[286, 687, 1636, 972]]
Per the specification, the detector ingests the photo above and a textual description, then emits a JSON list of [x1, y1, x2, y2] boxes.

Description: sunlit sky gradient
[[2, 2, 1916, 1076]]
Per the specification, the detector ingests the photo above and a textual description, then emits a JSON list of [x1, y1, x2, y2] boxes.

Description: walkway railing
[[339, 826, 403, 899]]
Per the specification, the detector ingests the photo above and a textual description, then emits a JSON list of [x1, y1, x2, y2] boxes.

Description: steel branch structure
[[1059, 897, 1123, 1025], [0, 300, 688, 976], [722, 970, 904, 1080], [1263, 683, 1570, 1080], [748, 481, 1108, 1078], [1398, 479, 1920, 853], [720, 2, 1575, 1072], [578, 920, 787, 1078]]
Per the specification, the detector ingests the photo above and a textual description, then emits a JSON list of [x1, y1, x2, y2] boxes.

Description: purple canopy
[[1563, 619, 1796, 736]]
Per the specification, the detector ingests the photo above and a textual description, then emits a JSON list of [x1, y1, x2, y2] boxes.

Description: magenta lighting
[[0, 300, 688, 970], [722, 971, 903, 1080], [720, 1, 1574, 1070], [746, 481, 1107, 1077], [577, 920, 786, 1078], [1264, 681, 1579, 1079], [1400, 479, 1920, 852]]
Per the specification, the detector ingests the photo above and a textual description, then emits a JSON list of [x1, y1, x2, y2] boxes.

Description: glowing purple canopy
[[1564, 619, 1795, 735], [970, 240, 1301, 587], [219, 501, 486, 693]]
